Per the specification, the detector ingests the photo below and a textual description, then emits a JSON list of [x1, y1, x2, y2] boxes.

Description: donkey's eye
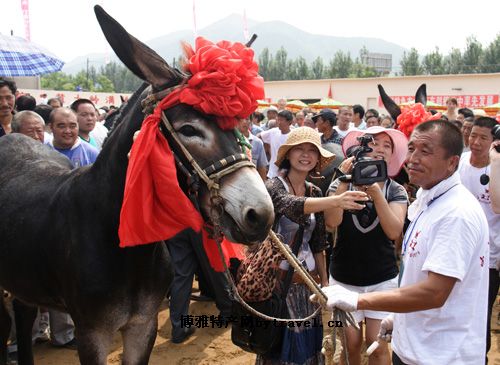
[[178, 125, 202, 138]]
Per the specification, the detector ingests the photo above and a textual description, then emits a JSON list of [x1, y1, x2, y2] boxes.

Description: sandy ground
[[29, 295, 500, 365]]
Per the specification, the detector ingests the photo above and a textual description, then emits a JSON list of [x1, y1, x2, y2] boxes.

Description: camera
[[340, 134, 388, 185], [492, 125, 500, 152]]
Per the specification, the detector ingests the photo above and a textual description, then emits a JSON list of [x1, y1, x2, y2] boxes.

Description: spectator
[[325, 126, 409, 365], [277, 98, 287, 111], [47, 97, 63, 108], [365, 109, 380, 120], [491, 141, 500, 214], [317, 120, 489, 365], [260, 126, 367, 365], [48, 108, 98, 167], [262, 105, 279, 130], [11, 111, 45, 143], [294, 111, 305, 127], [366, 115, 381, 128], [462, 117, 474, 152], [70, 99, 98, 148], [312, 108, 341, 145], [380, 115, 393, 128], [445, 97, 458, 121], [457, 107, 474, 122], [335, 106, 353, 141], [352, 104, 366, 129], [458, 117, 500, 362], [16, 95, 36, 112], [238, 118, 268, 181], [250, 112, 264, 135], [259, 110, 293, 178], [0, 78, 16, 137], [33, 104, 54, 144], [303, 115, 315, 129]]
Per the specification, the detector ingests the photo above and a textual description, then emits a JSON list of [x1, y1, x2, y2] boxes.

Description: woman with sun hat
[[324, 126, 409, 365], [257, 127, 368, 365]]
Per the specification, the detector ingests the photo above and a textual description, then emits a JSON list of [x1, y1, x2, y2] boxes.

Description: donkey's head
[[378, 83, 427, 121], [94, 6, 274, 244]]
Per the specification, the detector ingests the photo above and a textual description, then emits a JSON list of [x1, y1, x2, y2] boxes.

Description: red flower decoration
[[179, 37, 265, 129], [396, 103, 442, 138]]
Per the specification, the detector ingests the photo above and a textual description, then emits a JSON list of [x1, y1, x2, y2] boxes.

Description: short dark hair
[[70, 98, 95, 112], [458, 108, 474, 119], [473, 116, 498, 130], [0, 78, 17, 94], [446, 98, 458, 105], [365, 108, 379, 118], [47, 97, 63, 107], [34, 104, 53, 124], [413, 119, 463, 158], [278, 110, 293, 122], [352, 104, 365, 119], [16, 95, 36, 111], [251, 112, 264, 122]]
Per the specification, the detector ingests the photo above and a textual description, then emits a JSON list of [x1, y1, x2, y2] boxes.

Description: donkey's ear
[[378, 84, 401, 121], [94, 5, 185, 90], [414, 84, 427, 106]]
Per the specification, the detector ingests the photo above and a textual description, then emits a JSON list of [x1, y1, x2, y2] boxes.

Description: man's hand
[[378, 313, 394, 342], [128, 130, 140, 159], [310, 284, 359, 312]]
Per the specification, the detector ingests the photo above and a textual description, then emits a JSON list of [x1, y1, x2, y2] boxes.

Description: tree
[[328, 51, 353, 78], [422, 47, 445, 75], [400, 48, 423, 76], [271, 47, 288, 81], [258, 48, 272, 80], [350, 59, 379, 78], [311, 57, 324, 79], [481, 34, 500, 73], [462, 36, 483, 73], [444, 48, 464, 74], [296, 56, 310, 79]]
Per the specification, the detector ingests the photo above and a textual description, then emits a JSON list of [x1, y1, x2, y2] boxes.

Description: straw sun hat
[[274, 127, 335, 171]]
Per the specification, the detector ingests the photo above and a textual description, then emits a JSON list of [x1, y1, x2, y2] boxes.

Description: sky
[[3, 0, 500, 63]]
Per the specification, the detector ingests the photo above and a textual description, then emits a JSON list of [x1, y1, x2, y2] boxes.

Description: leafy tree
[[350, 59, 379, 78], [400, 48, 423, 75], [423, 47, 445, 75], [462, 36, 483, 73], [271, 47, 288, 81], [444, 48, 464, 74], [328, 51, 353, 78], [258, 48, 272, 80], [311, 57, 324, 79], [481, 34, 500, 73], [296, 56, 310, 79]]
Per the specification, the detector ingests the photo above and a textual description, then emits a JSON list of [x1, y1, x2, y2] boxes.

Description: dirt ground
[[30, 295, 500, 365]]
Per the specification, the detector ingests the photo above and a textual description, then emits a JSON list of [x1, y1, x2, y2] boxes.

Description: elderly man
[[319, 120, 489, 365], [0, 78, 16, 137], [49, 108, 98, 167], [11, 111, 45, 143], [334, 106, 353, 142], [238, 118, 268, 181]]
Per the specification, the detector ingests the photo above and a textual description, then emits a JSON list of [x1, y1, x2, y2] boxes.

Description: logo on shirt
[[480, 256, 485, 267], [477, 188, 490, 204], [409, 231, 421, 258]]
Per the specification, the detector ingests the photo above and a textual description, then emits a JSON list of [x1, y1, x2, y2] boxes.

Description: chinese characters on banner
[[378, 94, 500, 108], [20, 0, 30, 41], [17, 89, 131, 108]]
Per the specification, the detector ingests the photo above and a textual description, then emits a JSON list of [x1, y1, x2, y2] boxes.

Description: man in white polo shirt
[[458, 116, 499, 362], [258, 110, 293, 179], [316, 120, 489, 365]]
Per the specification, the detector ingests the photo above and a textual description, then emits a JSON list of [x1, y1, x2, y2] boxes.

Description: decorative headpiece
[[396, 103, 441, 138]]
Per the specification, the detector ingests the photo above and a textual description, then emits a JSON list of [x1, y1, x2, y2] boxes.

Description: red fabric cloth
[[119, 36, 265, 250], [201, 227, 246, 272], [396, 103, 442, 138]]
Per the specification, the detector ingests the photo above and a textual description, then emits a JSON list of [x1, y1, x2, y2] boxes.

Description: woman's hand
[[334, 190, 369, 210], [338, 156, 355, 174], [364, 183, 384, 202]]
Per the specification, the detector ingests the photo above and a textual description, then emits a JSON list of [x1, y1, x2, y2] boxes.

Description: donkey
[[378, 83, 428, 121], [0, 6, 274, 365]]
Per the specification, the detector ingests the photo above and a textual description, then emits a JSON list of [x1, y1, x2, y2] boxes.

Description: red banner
[[20, 0, 30, 41], [378, 94, 499, 108]]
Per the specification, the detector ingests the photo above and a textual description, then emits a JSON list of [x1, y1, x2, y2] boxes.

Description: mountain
[[62, 14, 407, 75]]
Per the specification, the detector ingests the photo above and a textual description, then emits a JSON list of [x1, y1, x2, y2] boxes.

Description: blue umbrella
[[0, 34, 64, 77]]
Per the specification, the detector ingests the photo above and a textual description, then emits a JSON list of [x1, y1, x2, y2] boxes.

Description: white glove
[[378, 313, 394, 342], [321, 284, 358, 312]]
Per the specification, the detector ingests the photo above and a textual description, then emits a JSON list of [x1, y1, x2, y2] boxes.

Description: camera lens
[[492, 124, 500, 140]]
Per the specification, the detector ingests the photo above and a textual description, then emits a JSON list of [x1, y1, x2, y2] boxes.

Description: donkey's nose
[[242, 206, 274, 240]]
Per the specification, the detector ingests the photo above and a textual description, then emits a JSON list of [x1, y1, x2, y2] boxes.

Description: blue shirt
[[50, 139, 99, 167]]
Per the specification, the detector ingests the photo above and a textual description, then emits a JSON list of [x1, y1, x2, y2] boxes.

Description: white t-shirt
[[459, 151, 500, 269], [260, 128, 289, 178], [333, 126, 351, 138], [393, 181, 489, 365], [89, 122, 109, 151]]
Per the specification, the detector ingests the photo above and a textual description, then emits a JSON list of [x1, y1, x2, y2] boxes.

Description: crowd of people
[[1, 75, 500, 365]]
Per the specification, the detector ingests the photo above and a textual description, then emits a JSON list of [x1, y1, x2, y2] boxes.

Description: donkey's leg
[[12, 299, 37, 365], [0, 293, 11, 365], [121, 316, 158, 365], [75, 327, 113, 365]]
